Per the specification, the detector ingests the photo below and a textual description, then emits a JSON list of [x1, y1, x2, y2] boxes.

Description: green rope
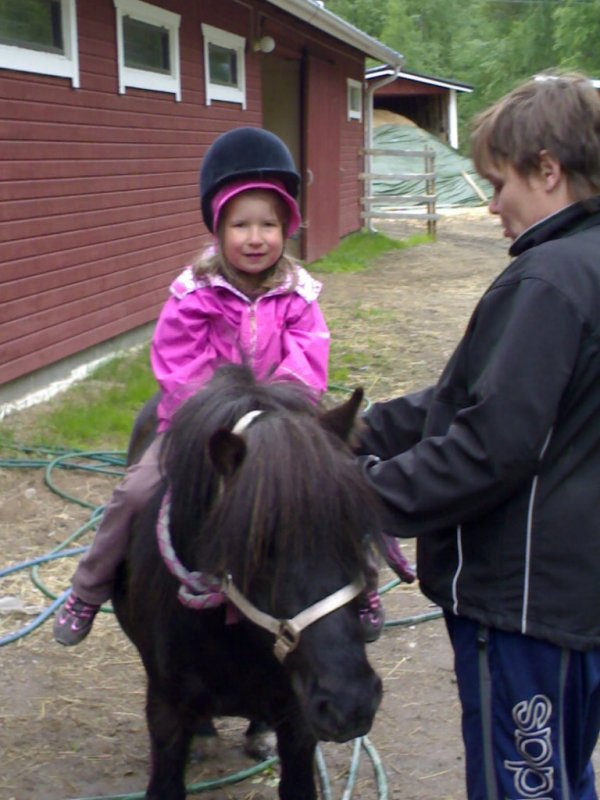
[[362, 737, 389, 800], [44, 450, 125, 510], [316, 745, 333, 800], [71, 756, 280, 800], [341, 737, 362, 800]]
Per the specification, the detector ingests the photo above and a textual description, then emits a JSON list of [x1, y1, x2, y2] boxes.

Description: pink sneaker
[[53, 594, 100, 646], [383, 535, 416, 583], [358, 590, 385, 643]]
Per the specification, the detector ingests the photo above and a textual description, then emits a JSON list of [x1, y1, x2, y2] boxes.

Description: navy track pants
[[445, 612, 600, 800]]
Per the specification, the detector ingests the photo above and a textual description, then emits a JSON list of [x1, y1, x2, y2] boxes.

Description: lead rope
[[156, 492, 228, 610], [154, 409, 266, 612]]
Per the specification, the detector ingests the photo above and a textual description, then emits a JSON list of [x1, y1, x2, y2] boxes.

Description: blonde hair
[[192, 189, 298, 293], [471, 71, 600, 200]]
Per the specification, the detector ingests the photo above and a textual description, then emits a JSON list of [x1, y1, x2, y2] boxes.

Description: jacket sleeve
[[150, 295, 221, 427], [361, 276, 583, 536], [356, 387, 434, 458], [272, 299, 330, 396]]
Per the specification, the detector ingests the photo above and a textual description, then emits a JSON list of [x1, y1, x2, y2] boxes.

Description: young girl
[[53, 126, 396, 646]]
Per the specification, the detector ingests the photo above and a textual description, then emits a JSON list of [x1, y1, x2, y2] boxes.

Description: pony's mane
[[162, 365, 379, 593]]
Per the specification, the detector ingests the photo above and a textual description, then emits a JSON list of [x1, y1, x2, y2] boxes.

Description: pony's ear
[[319, 388, 364, 443], [208, 429, 247, 478]]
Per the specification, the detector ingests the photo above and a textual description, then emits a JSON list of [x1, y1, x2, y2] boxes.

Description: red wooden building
[[0, 0, 401, 409]]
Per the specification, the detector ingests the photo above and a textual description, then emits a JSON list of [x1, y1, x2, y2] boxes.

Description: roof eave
[[265, 0, 403, 67], [366, 65, 473, 93]]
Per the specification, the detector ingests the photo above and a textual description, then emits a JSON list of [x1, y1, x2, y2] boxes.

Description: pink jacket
[[151, 265, 330, 432]]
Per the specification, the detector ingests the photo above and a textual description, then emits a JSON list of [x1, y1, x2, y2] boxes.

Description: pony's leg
[[244, 718, 276, 759], [145, 682, 193, 800], [275, 718, 317, 800]]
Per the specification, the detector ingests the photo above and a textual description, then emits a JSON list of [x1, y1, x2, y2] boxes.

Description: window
[[123, 16, 170, 74], [201, 24, 246, 109], [0, 0, 79, 87], [114, 0, 181, 100], [347, 78, 362, 122]]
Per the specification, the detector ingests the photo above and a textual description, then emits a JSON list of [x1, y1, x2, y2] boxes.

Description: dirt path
[[0, 210, 542, 800]]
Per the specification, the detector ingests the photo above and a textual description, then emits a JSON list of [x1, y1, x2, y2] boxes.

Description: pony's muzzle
[[305, 671, 382, 742]]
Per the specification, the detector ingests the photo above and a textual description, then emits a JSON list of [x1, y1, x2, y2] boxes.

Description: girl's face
[[221, 191, 285, 291]]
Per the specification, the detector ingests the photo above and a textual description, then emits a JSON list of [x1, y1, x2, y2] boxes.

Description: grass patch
[[1, 347, 156, 452], [310, 230, 430, 274], [350, 305, 397, 323], [328, 344, 372, 388], [43, 348, 156, 449]]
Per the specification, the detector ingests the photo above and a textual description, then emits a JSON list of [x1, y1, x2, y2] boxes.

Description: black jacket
[[360, 198, 600, 651]]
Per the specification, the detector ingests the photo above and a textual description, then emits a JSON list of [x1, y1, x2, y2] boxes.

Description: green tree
[[379, 2, 423, 68], [324, 0, 390, 39], [553, 0, 600, 75], [327, 0, 600, 152], [454, 0, 558, 110], [380, 0, 465, 77]]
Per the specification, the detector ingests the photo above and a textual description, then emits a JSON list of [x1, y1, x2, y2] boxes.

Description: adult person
[[358, 72, 600, 799]]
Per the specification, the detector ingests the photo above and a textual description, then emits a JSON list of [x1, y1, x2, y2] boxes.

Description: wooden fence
[[360, 145, 438, 238]]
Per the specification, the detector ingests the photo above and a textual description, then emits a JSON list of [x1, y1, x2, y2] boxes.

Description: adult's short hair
[[471, 71, 600, 199]]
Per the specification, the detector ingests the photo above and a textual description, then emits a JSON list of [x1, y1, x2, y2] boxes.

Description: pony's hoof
[[244, 729, 277, 760]]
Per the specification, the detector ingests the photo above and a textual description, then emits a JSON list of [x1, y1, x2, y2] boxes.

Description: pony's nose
[[308, 672, 382, 743]]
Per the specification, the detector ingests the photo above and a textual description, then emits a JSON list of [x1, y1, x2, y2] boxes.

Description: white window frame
[[114, 0, 181, 101], [201, 24, 246, 109], [0, 0, 80, 88], [347, 78, 363, 122]]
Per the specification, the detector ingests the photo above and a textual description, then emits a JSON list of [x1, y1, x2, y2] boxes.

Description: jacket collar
[[509, 195, 600, 257], [211, 266, 321, 303], [173, 265, 321, 303]]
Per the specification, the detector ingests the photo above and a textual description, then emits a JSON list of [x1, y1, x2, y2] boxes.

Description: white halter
[[232, 410, 264, 435]]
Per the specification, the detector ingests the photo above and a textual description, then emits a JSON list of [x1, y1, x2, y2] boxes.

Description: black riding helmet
[[200, 127, 301, 232]]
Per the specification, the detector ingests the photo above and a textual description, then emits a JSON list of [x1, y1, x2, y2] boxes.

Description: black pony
[[112, 365, 383, 800]]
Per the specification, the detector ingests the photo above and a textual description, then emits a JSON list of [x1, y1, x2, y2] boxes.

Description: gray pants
[[71, 436, 163, 605]]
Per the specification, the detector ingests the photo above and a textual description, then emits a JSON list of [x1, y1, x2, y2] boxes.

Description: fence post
[[359, 146, 438, 236], [425, 146, 437, 240]]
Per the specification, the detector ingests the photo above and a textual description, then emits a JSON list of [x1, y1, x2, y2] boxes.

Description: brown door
[[302, 54, 341, 263], [261, 56, 302, 260]]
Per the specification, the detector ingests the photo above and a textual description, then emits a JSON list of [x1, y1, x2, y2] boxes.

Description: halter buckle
[[274, 620, 301, 662]]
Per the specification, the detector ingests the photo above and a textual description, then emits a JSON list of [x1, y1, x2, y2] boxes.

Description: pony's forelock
[[210, 413, 373, 585]]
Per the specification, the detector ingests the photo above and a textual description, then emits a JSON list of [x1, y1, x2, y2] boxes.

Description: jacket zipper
[[249, 301, 257, 361]]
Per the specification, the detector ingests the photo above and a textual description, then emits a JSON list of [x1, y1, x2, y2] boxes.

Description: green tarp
[[372, 122, 492, 207]]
